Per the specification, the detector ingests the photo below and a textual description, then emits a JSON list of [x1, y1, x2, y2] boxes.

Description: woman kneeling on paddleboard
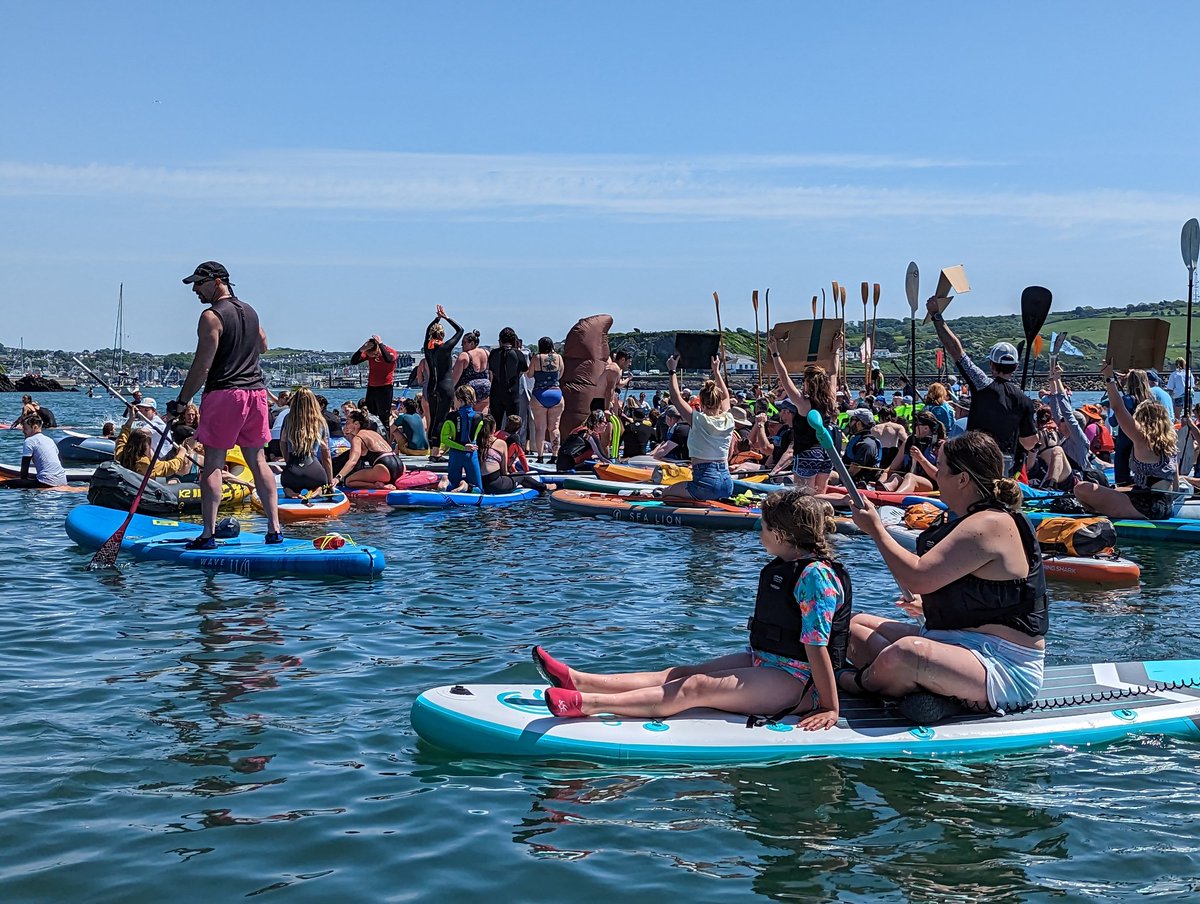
[[533, 491, 850, 730], [842, 431, 1048, 724], [659, 354, 735, 504]]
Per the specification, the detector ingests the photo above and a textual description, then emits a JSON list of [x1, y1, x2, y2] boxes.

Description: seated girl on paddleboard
[[533, 491, 850, 730], [842, 431, 1048, 724]]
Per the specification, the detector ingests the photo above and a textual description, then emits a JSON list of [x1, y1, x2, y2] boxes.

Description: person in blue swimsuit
[[526, 337, 564, 463]]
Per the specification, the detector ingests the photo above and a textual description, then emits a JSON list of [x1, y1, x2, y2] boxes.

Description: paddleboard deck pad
[[412, 660, 1200, 764], [65, 505, 384, 577], [254, 487, 351, 521]]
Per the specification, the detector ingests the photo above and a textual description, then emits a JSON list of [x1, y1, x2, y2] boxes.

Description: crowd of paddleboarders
[[11, 259, 1200, 726]]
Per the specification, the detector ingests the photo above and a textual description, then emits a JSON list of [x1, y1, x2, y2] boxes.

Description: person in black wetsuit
[[423, 304, 463, 460], [487, 327, 529, 429]]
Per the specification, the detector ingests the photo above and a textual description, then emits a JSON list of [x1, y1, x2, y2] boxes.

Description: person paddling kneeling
[[533, 491, 850, 729], [840, 431, 1048, 724]]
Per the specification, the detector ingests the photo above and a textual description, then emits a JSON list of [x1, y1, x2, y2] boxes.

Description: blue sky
[[2, 3, 1198, 354]]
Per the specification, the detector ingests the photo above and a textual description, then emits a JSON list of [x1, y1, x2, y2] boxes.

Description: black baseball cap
[[182, 261, 232, 284]]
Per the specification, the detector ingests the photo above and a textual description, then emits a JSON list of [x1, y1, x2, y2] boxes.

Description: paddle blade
[[1052, 331, 1068, 356], [88, 517, 132, 569], [811, 296, 818, 319], [873, 282, 881, 305], [752, 289, 758, 310], [1020, 286, 1053, 342], [1184, 218, 1200, 270], [832, 281, 839, 303], [905, 262, 919, 313], [839, 285, 846, 305], [861, 281, 869, 303], [1033, 334, 1044, 358]]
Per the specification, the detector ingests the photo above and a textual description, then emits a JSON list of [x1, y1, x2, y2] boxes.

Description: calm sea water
[[3, 392, 1200, 902]]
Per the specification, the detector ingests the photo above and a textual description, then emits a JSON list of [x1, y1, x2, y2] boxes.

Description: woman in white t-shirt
[[660, 355, 735, 503]]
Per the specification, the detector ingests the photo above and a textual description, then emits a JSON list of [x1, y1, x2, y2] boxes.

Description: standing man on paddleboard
[[171, 261, 281, 549]]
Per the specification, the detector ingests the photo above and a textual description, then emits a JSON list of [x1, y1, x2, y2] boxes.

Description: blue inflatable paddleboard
[[413, 660, 1200, 764], [65, 504, 384, 577], [386, 487, 540, 508]]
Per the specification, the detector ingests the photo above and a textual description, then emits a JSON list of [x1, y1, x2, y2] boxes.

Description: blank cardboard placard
[[922, 264, 971, 323], [770, 319, 843, 372], [1105, 318, 1170, 371], [673, 332, 721, 370]]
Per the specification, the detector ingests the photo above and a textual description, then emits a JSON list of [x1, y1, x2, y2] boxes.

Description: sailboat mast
[[112, 283, 124, 374]]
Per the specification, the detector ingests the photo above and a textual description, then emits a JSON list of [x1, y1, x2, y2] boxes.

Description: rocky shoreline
[[0, 375, 71, 393]]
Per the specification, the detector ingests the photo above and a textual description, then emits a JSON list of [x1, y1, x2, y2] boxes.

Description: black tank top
[[205, 297, 266, 392]]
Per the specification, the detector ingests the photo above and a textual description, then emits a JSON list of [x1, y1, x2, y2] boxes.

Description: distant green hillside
[[610, 299, 1197, 373]]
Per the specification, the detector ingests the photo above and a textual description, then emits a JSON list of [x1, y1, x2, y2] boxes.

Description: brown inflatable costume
[[560, 314, 613, 437]]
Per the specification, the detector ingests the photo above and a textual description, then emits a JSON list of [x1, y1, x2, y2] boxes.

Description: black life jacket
[[916, 503, 1049, 636], [747, 557, 852, 666], [557, 425, 592, 468]]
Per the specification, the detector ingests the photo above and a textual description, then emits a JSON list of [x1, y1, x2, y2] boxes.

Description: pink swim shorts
[[196, 388, 270, 451]]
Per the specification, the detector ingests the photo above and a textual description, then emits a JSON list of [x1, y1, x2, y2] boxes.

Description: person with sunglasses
[[839, 430, 1048, 725], [171, 261, 281, 548]]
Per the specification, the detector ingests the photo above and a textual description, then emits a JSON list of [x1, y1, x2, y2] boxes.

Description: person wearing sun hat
[[927, 296, 1039, 475]]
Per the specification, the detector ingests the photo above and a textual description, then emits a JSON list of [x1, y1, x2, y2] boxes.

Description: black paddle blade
[[1020, 286, 1053, 342]]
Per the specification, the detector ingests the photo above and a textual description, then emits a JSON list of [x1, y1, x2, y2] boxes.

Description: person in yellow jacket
[[114, 407, 195, 480]]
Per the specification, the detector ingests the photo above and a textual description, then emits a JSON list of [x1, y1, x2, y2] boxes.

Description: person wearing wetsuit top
[[841, 431, 1048, 725], [487, 327, 529, 430], [928, 296, 1038, 475], [423, 304, 464, 459], [350, 335, 397, 431], [440, 385, 484, 492]]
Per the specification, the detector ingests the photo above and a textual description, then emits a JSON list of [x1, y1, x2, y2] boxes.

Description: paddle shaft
[[1188, 265, 1195, 416], [73, 355, 204, 471], [909, 317, 917, 432], [88, 413, 177, 568], [753, 291, 762, 392], [713, 292, 729, 384]]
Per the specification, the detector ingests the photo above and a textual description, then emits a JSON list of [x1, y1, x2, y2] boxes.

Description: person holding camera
[[350, 334, 398, 431]]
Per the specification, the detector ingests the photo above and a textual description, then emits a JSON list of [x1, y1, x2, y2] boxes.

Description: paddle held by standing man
[[170, 261, 282, 549]]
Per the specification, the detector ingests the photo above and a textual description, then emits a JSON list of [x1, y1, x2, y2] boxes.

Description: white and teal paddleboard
[[412, 660, 1200, 763]]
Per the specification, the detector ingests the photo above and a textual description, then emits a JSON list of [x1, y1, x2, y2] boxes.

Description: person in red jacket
[[351, 335, 397, 431]]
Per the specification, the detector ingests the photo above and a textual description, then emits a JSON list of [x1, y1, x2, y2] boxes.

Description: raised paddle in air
[[1019, 286, 1053, 391]]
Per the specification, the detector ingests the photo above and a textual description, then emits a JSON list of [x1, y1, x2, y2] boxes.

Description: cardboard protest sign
[[922, 265, 971, 323], [673, 332, 721, 370], [770, 319, 842, 373], [1105, 318, 1170, 371]]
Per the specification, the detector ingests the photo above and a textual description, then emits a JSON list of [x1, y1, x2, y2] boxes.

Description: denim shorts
[[919, 627, 1044, 712], [686, 460, 734, 501]]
